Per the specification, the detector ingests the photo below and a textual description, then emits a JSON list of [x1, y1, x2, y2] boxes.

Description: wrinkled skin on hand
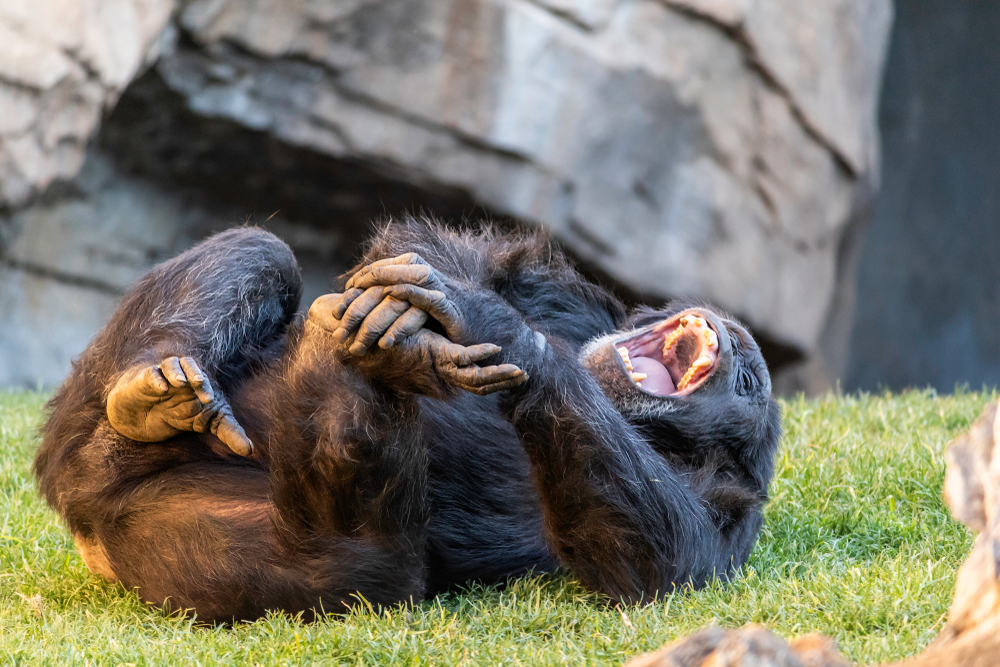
[[107, 356, 253, 456], [307, 278, 528, 396]]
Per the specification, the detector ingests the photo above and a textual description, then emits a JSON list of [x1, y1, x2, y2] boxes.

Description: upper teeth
[[617, 346, 633, 372], [662, 327, 684, 355], [692, 354, 712, 369], [704, 329, 717, 349]]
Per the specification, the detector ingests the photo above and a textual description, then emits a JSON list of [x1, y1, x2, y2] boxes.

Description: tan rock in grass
[[627, 399, 1000, 667], [885, 399, 1000, 667], [626, 625, 849, 667]]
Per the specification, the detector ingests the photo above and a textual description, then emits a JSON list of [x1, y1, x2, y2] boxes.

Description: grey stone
[[5, 156, 193, 292], [0, 150, 353, 387], [0, 265, 119, 388], [0, 0, 175, 208], [166, 0, 890, 363], [666, 0, 893, 176], [529, 0, 617, 29], [0, 0, 893, 391]]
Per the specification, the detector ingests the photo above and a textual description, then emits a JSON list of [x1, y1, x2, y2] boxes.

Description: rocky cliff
[[0, 0, 893, 389]]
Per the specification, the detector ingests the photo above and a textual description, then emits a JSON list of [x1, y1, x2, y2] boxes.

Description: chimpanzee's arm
[[506, 344, 722, 599], [477, 310, 730, 600], [340, 254, 740, 602]]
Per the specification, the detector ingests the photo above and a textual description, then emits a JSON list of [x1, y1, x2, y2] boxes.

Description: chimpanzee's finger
[[445, 364, 525, 388], [460, 343, 504, 364], [211, 404, 253, 457], [346, 253, 428, 289], [160, 391, 197, 411], [333, 287, 366, 320], [159, 357, 189, 388], [334, 287, 385, 343], [383, 284, 463, 336], [169, 398, 204, 420], [378, 306, 429, 349], [446, 374, 530, 396], [191, 403, 215, 433], [348, 297, 411, 356], [178, 357, 215, 405], [471, 377, 531, 396], [137, 365, 170, 395], [421, 333, 499, 367], [349, 264, 439, 292]]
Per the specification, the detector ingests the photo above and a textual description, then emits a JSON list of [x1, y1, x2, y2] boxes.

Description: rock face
[[0, 0, 893, 389], [624, 399, 1000, 667], [0, 0, 174, 208]]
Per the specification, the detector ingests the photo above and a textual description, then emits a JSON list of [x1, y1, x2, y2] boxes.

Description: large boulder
[[0, 0, 893, 389], [916, 399, 1000, 667], [0, 0, 174, 208]]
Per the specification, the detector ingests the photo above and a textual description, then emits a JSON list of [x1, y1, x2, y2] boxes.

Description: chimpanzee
[[34, 219, 780, 623]]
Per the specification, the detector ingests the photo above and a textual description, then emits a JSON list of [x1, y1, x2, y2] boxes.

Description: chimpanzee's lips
[[614, 311, 720, 397]]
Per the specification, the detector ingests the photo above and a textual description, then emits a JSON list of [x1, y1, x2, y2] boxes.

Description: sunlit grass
[[0, 389, 992, 665]]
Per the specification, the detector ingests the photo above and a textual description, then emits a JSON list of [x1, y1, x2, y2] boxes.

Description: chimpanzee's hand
[[107, 357, 253, 456], [309, 293, 527, 396], [332, 253, 469, 355], [403, 329, 528, 395]]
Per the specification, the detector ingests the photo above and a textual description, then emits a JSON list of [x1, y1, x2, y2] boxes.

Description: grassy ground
[[0, 389, 993, 666]]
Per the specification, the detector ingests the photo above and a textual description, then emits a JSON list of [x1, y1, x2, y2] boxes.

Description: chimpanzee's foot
[[106, 356, 253, 456], [308, 292, 527, 396]]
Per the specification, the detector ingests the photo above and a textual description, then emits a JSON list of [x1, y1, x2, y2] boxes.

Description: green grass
[[0, 389, 994, 665]]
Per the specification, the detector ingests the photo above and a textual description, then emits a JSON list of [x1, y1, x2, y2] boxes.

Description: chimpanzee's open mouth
[[615, 311, 720, 397]]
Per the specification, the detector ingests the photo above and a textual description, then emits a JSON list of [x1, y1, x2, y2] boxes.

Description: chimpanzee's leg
[[36, 227, 303, 529], [35, 229, 430, 621], [87, 347, 428, 622]]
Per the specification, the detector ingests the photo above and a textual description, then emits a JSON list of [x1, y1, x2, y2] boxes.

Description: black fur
[[34, 221, 781, 622]]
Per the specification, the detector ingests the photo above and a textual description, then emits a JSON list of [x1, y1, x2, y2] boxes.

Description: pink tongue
[[631, 356, 675, 395]]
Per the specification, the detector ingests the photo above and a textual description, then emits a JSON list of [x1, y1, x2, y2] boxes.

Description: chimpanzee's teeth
[[692, 354, 713, 370], [623, 313, 719, 393], [704, 329, 717, 350], [661, 327, 684, 356], [677, 366, 699, 391], [617, 346, 633, 372], [677, 354, 713, 390]]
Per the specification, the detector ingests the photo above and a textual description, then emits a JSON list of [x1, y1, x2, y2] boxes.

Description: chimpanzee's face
[[579, 305, 776, 440]]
